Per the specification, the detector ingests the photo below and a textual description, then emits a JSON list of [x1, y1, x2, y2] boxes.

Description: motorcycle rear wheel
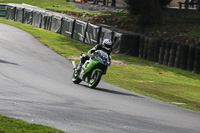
[[89, 69, 102, 88], [72, 71, 82, 84]]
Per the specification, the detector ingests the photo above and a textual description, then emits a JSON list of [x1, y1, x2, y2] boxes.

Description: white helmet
[[102, 39, 112, 51]]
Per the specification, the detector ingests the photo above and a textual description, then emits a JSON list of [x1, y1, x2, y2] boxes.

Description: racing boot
[[76, 62, 83, 74]]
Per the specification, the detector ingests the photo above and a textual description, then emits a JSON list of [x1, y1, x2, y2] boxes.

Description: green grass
[[0, 0, 73, 11], [0, 0, 101, 14], [1, 18, 200, 112], [0, 114, 64, 133]]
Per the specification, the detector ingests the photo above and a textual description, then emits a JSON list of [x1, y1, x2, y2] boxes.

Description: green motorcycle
[[72, 50, 111, 88]]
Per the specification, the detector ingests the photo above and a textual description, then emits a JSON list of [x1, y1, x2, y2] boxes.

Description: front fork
[[72, 61, 77, 70]]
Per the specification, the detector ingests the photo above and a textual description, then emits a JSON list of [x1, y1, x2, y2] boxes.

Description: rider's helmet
[[102, 39, 112, 51]]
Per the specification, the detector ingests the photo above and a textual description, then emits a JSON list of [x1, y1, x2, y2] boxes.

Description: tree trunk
[[185, 0, 189, 9], [143, 0, 161, 25], [153, 0, 161, 22], [125, 0, 162, 25]]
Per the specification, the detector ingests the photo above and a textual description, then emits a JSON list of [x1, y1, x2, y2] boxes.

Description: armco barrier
[[50, 12, 64, 34], [4, 3, 200, 74], [6, 5, 15, 20], [32, 9, 45, 28], [23, 8, 33, 25], [41, 11, 52, 30], [73, 19, 88, 42], [112, 31, 140, 57], [15, 6, 24, 23], [99, 27, 114, 44], [85, 23, 101, 45], [61, 16, 75, 38]]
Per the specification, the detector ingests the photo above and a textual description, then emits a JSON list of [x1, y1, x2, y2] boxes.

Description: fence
[[4, 3, 200, 74], [139, 36, 200, 74], [0, 4, 7, 17]]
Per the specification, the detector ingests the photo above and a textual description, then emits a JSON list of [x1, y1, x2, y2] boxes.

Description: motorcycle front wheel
[[72, 71, 82, 84], [89, 69, 102, 88]]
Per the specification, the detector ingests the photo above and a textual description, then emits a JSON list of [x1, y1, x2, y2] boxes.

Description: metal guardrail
[[0, 4, 7, 17]]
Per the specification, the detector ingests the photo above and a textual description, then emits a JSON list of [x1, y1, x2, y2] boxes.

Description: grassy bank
[[0, 18, 200, 112], [0, 0, 99, 14], [0, 114, 64, 133], [0, 0, 73, 11]]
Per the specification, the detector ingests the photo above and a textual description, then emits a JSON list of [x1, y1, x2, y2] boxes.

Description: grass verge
[[0, 0, 73, 11], [1, 18, 200, 112], [0, 114, 64, 133], [0, 0, 101, 14]]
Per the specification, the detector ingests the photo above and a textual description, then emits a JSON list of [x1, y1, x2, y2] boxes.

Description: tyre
[[139, 35, 145, 58], [72, 71, 82, 84], [153, 38, 161, 62], [89, 69, 102, 88]]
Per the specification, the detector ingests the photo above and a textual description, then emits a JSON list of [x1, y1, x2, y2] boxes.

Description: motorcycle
[[72, 50, 111, 88]]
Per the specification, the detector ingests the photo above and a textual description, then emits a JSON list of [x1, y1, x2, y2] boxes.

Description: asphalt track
[[0, 23, 200, 133]]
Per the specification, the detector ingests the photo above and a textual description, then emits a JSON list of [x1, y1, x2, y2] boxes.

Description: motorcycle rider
[[76, 39, 112, 73]]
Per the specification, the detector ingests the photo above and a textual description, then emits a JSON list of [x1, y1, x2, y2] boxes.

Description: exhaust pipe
[[72, 61, 77, 69]]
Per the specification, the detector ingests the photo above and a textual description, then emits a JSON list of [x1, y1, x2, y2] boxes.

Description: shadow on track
[[0, 59, 19, 66], [79, 84, 144, 98]]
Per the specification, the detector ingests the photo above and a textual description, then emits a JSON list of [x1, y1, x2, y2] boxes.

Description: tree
[[160, 0, 172, 7], [126, 0, 161, 25], [185, 0, 189, 9]]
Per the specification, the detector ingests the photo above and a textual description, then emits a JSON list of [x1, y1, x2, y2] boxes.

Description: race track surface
[[0, 23, 200, 133]]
